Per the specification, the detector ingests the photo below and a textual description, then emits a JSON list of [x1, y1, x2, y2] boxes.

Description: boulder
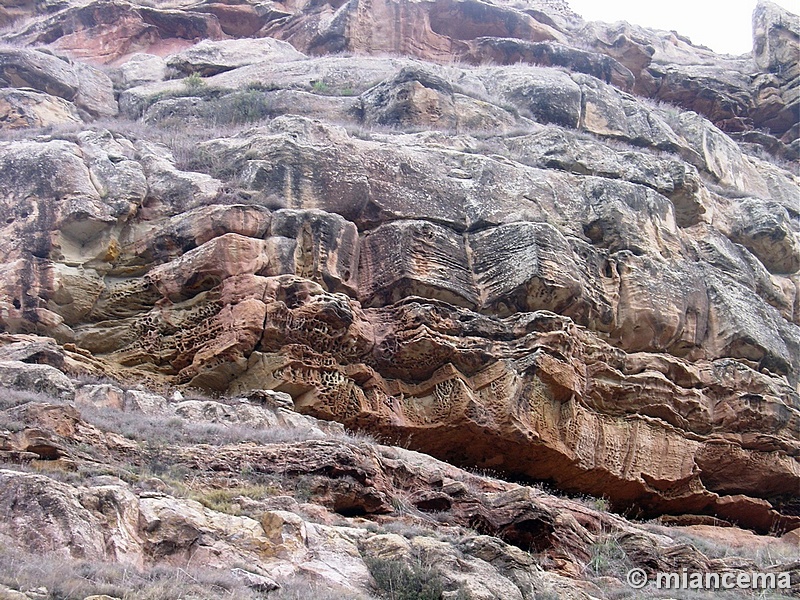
[[123, 389, 169, 415], [361, 66, 459, 130], [0, 89, 81, 129], [74, 383, 125, 410], [166, 37, 305, 76], [479, 65, 582, 128], [0, 361, 74, 400], [109, 53, 166, 90], [0, 470, 105, 557], [0, 47, 116, 117], [574, 73, 682, 149], [731, 198, 800, 274]]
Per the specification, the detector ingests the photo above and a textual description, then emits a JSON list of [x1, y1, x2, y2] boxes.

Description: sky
[[567, 0, 800, 55]]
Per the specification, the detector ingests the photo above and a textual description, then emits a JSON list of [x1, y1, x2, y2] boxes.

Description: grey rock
[[0, 48, 116, 117], [731, 198, 800, 275], [0, 470, 105, 557], [166, 37, 305, 76], [123, 389, 170, 415], [230, 568, 280, 592], [479, 65, 582, 128], [0, 88, 81, 128], [111, 53, 167, 90], [0, 361, 74, 400]]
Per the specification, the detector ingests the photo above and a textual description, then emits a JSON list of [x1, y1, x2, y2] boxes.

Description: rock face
[[0, 47, 116, 118], [752, 1, 800, 139], [0, 0, 798, 591], [0, 381, 797, 599]]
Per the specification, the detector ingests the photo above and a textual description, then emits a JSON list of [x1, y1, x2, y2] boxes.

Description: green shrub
[[365, 555, 445, 600], [311, 80, 330, 94], [183, 72, 205, 89], [212, 90, 273, 125]]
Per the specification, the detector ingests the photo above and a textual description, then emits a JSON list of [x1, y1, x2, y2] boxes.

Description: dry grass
[[76, 402, 375, 448], [644, 523, 800, 569], [271, 576, 377, 600], [0, 545, 261, 600]]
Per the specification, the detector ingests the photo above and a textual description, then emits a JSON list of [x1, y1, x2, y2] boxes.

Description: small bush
[[183, 72, 205, 89], [212, 90, 274, 125], [245, 81, 282, 92], [365, 555, 445, 600], [312, 80, 330, 94], [585, 536, 632, 578], [191, 484, 278, 515]]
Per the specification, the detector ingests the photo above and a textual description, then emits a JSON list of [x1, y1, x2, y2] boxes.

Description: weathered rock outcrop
[[0, 88, 81, 129], [0, 101, 797, 533], [0, 372, 798, 598], [0, 0, 798, 593], [752, 0, 800, 140], [0, 46, 116, 118]]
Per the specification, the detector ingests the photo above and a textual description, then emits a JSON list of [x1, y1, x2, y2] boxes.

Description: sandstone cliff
[[0, 361, 797, 598], [0, 0, 798, 597]]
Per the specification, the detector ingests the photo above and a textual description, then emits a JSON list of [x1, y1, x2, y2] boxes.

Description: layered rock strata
[[0, 0, 798, 540], [0, 365, 797, 598]]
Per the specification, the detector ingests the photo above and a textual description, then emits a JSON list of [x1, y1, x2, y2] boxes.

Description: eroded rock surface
[[0, 0, 798, 588], [0, 380, 797, 599]]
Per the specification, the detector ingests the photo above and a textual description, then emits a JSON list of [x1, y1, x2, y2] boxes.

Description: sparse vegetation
[[270, 577, 376, 600], [0, 545, 262, 600], [365, 554, 447, 600], [311, 80, 330, 94], [81, 404, 321, 446], [643, 523, 799, 568], [183, 72, 206, 90], [213, 89, 275, 124], [585, 536, 632, 578], [190, 484, 279, 514]]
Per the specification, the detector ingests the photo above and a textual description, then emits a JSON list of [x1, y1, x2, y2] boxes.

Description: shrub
[[183, 72, 205, 90], [191, 484, 278, 515], [365, 555, 445, 600], [312, 80, 330, 94], [212, 90, 274, 125], [585, 536, 632, 578], [0, 388, 56, 410]]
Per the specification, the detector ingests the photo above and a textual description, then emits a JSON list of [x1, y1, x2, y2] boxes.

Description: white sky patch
[[567, 0, 800, 55]]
